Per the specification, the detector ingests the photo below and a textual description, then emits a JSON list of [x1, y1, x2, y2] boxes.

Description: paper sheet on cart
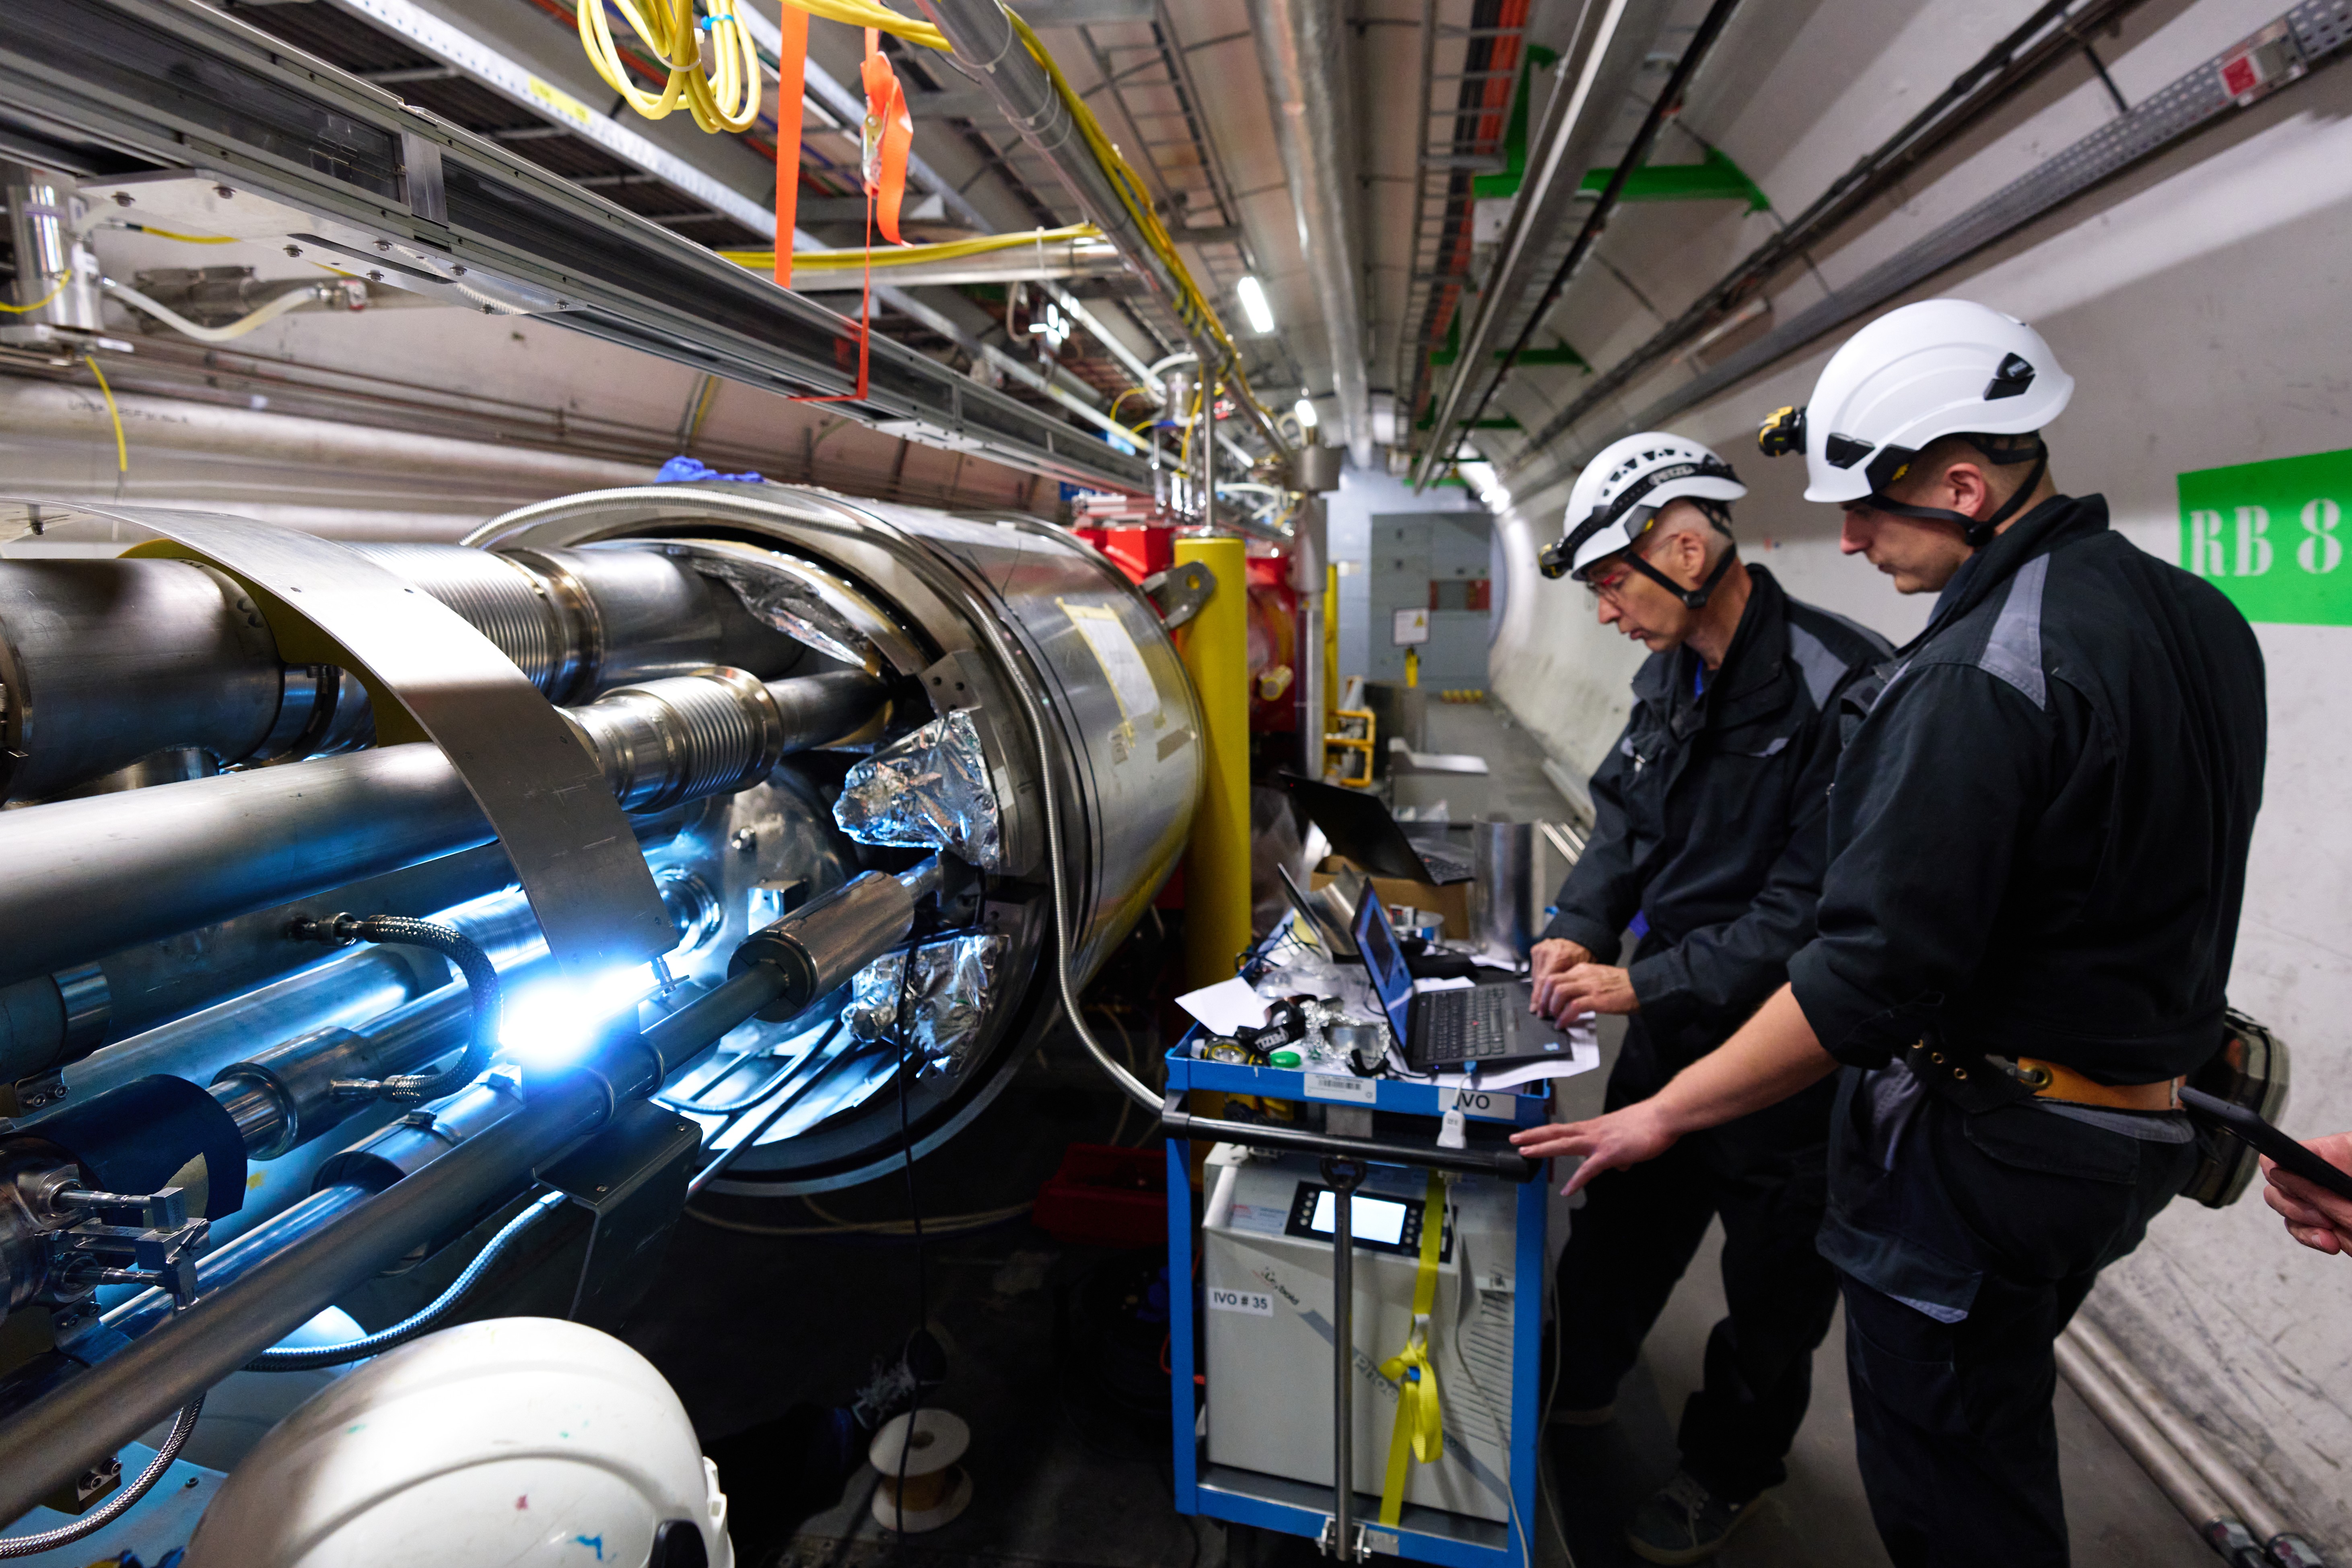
[[1176, 976, 1272, 1035], [1434, 1023, 1602, 1091]]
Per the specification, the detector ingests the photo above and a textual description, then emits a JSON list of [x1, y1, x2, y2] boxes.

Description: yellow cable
[[775, 0, 947, 50], [82, 356, 127, 474], [719, 221, 1102, 272], [132, 226, 237, 244], [579, 0, 764, 133], [0, 277, 66, 315], [1001, 8, 1281, 439]]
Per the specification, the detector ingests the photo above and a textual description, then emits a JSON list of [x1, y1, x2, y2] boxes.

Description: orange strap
[[772, 8, 809, 289], [860, 31, 913, 245]]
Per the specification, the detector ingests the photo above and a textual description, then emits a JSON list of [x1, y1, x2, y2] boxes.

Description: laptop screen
[[1351, 892, 1416, 1049]]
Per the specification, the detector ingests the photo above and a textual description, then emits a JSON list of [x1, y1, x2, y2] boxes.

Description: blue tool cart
[[1162, 1043, 1553, 1566]]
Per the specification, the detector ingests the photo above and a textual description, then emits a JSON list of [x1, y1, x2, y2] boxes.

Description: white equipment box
[[1200, 1153, 1521, 1523]]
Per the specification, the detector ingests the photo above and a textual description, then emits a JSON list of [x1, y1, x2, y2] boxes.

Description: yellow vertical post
[[1176, 536, 1251, 990], [1324, 562, 1340, 746]]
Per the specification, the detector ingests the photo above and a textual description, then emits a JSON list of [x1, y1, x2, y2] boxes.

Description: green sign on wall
[[2178, 445, 2352, 624]]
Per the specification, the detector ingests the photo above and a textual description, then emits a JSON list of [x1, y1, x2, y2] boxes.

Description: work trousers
[[1835, 1092, 2198, 1568], [1554, 1020, 1841, 1502]]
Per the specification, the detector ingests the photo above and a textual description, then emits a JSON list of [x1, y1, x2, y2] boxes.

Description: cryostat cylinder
[[0, 558, 284, 801]]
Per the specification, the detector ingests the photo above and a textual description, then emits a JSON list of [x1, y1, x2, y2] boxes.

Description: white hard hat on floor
[[181, 1317, 733, 1568], [1757, 298, 2074, 543]]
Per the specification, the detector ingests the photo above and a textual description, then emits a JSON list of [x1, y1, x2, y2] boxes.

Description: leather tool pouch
[[2181, 1008, 2290, 1208]]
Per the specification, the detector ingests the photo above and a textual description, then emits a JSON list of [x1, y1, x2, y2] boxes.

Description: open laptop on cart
[[1279, 772, 1475, 884], [1352, 890, 1577, 1071]]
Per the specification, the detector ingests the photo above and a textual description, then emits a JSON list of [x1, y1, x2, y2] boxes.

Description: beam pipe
[[0, 670, 886, 987]]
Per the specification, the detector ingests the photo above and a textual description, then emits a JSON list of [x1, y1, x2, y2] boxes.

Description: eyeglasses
[[1581, 554, 1650, 604]]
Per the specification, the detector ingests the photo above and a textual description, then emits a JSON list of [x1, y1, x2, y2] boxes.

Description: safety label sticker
[[1060, 599, 1163, 726]]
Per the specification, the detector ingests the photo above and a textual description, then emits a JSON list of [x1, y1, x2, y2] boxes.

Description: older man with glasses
[[1529, 433, 1889, 1562]]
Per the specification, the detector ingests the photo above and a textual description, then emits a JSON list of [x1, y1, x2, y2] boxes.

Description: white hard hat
[[182, 1318, 734, 1568], [1543, 432, 1746, 583], [1757, 299, 2072, 540], [1541, 433, 1746, 608]]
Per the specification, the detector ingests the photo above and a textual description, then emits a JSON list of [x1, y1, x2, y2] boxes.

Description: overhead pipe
[[1505, 0, 2153, 497], [912, 0, 1290, 462], [1421, 0, 1742, 484], [1409, 0, 1667, 482], [1250, 0, 1374, 468]]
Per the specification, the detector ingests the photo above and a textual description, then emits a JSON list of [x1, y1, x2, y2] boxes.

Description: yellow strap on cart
[[1376, 1170, 1449, 1525]]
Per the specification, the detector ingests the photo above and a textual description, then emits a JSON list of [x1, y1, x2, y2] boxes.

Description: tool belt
[[1901, 1039, 2182, 1115], [2010, 1057, 2182, 1112]]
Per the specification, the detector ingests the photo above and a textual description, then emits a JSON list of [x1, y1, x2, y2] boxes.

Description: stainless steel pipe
[[0, 1066, 622, 1525], [1250, 0, 1374, 467], [0, 546, 805, 802], [0, 669, 885, 987], [728, 857, 945, 1022]]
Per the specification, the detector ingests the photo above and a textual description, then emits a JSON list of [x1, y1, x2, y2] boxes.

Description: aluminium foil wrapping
[[832, 708, 1003, 868], [849, 933, 1010, 1075]]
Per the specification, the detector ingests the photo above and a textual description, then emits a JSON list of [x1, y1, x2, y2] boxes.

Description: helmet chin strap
[[1863, 439, 2048, 549], [1624, 541, 1738, 610]]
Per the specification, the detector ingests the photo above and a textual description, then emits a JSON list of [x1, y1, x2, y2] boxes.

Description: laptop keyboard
[[1423, 986, 1513, 1060], [1417, 846, 1475, 881]]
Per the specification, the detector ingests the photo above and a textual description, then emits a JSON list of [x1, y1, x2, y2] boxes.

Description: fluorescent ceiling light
[[1236, 275, 1275, 334], [1295, 398, 1318, 429]]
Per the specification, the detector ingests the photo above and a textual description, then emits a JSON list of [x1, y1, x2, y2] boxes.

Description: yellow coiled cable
[[578, 0, 764, 134]]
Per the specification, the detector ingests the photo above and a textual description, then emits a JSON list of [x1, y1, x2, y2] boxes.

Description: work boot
[[1624, 1469, 1756, 1564]]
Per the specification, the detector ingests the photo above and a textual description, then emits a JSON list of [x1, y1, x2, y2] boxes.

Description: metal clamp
[[44, 1185, 208, 1306]]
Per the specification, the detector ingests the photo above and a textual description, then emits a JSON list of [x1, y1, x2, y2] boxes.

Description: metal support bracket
[[538, 1098, 700, 1331], [1143, 560, 1217, 630]]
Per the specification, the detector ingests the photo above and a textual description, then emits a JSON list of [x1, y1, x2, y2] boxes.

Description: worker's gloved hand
[[2261, 1132, 2352, 1257], [1541, 963, 1637, 1023], [1528, 938, 1592, 1016]]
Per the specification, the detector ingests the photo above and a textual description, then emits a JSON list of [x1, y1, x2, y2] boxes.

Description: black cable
[[291, 913, 503, 1103], [888, 914, 929, 1544]]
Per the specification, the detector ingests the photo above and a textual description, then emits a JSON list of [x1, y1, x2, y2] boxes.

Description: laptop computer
[[1278, 772, 1475, 885], [1276, 863, 1357, 958], [1351, 889, 1578, 1071]]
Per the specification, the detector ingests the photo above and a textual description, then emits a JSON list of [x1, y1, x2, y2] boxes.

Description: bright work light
[[1236, 276, 1275, 334]]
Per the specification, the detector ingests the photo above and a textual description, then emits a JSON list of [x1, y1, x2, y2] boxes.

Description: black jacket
[[1544, 564, 1891, 1063], [1788, 494, 2267, 1083]]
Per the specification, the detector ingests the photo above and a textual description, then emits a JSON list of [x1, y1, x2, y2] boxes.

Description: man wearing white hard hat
[[1513, 300, 2268, 1567], [1532, 432, 1889, 1562]]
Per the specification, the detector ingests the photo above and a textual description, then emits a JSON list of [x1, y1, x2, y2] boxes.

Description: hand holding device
[[2180, 1087, 2352, 1257]]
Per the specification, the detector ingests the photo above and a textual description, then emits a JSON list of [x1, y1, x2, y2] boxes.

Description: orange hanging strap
[[859, 33, 913, 245], [772, 6, 810, 289]]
